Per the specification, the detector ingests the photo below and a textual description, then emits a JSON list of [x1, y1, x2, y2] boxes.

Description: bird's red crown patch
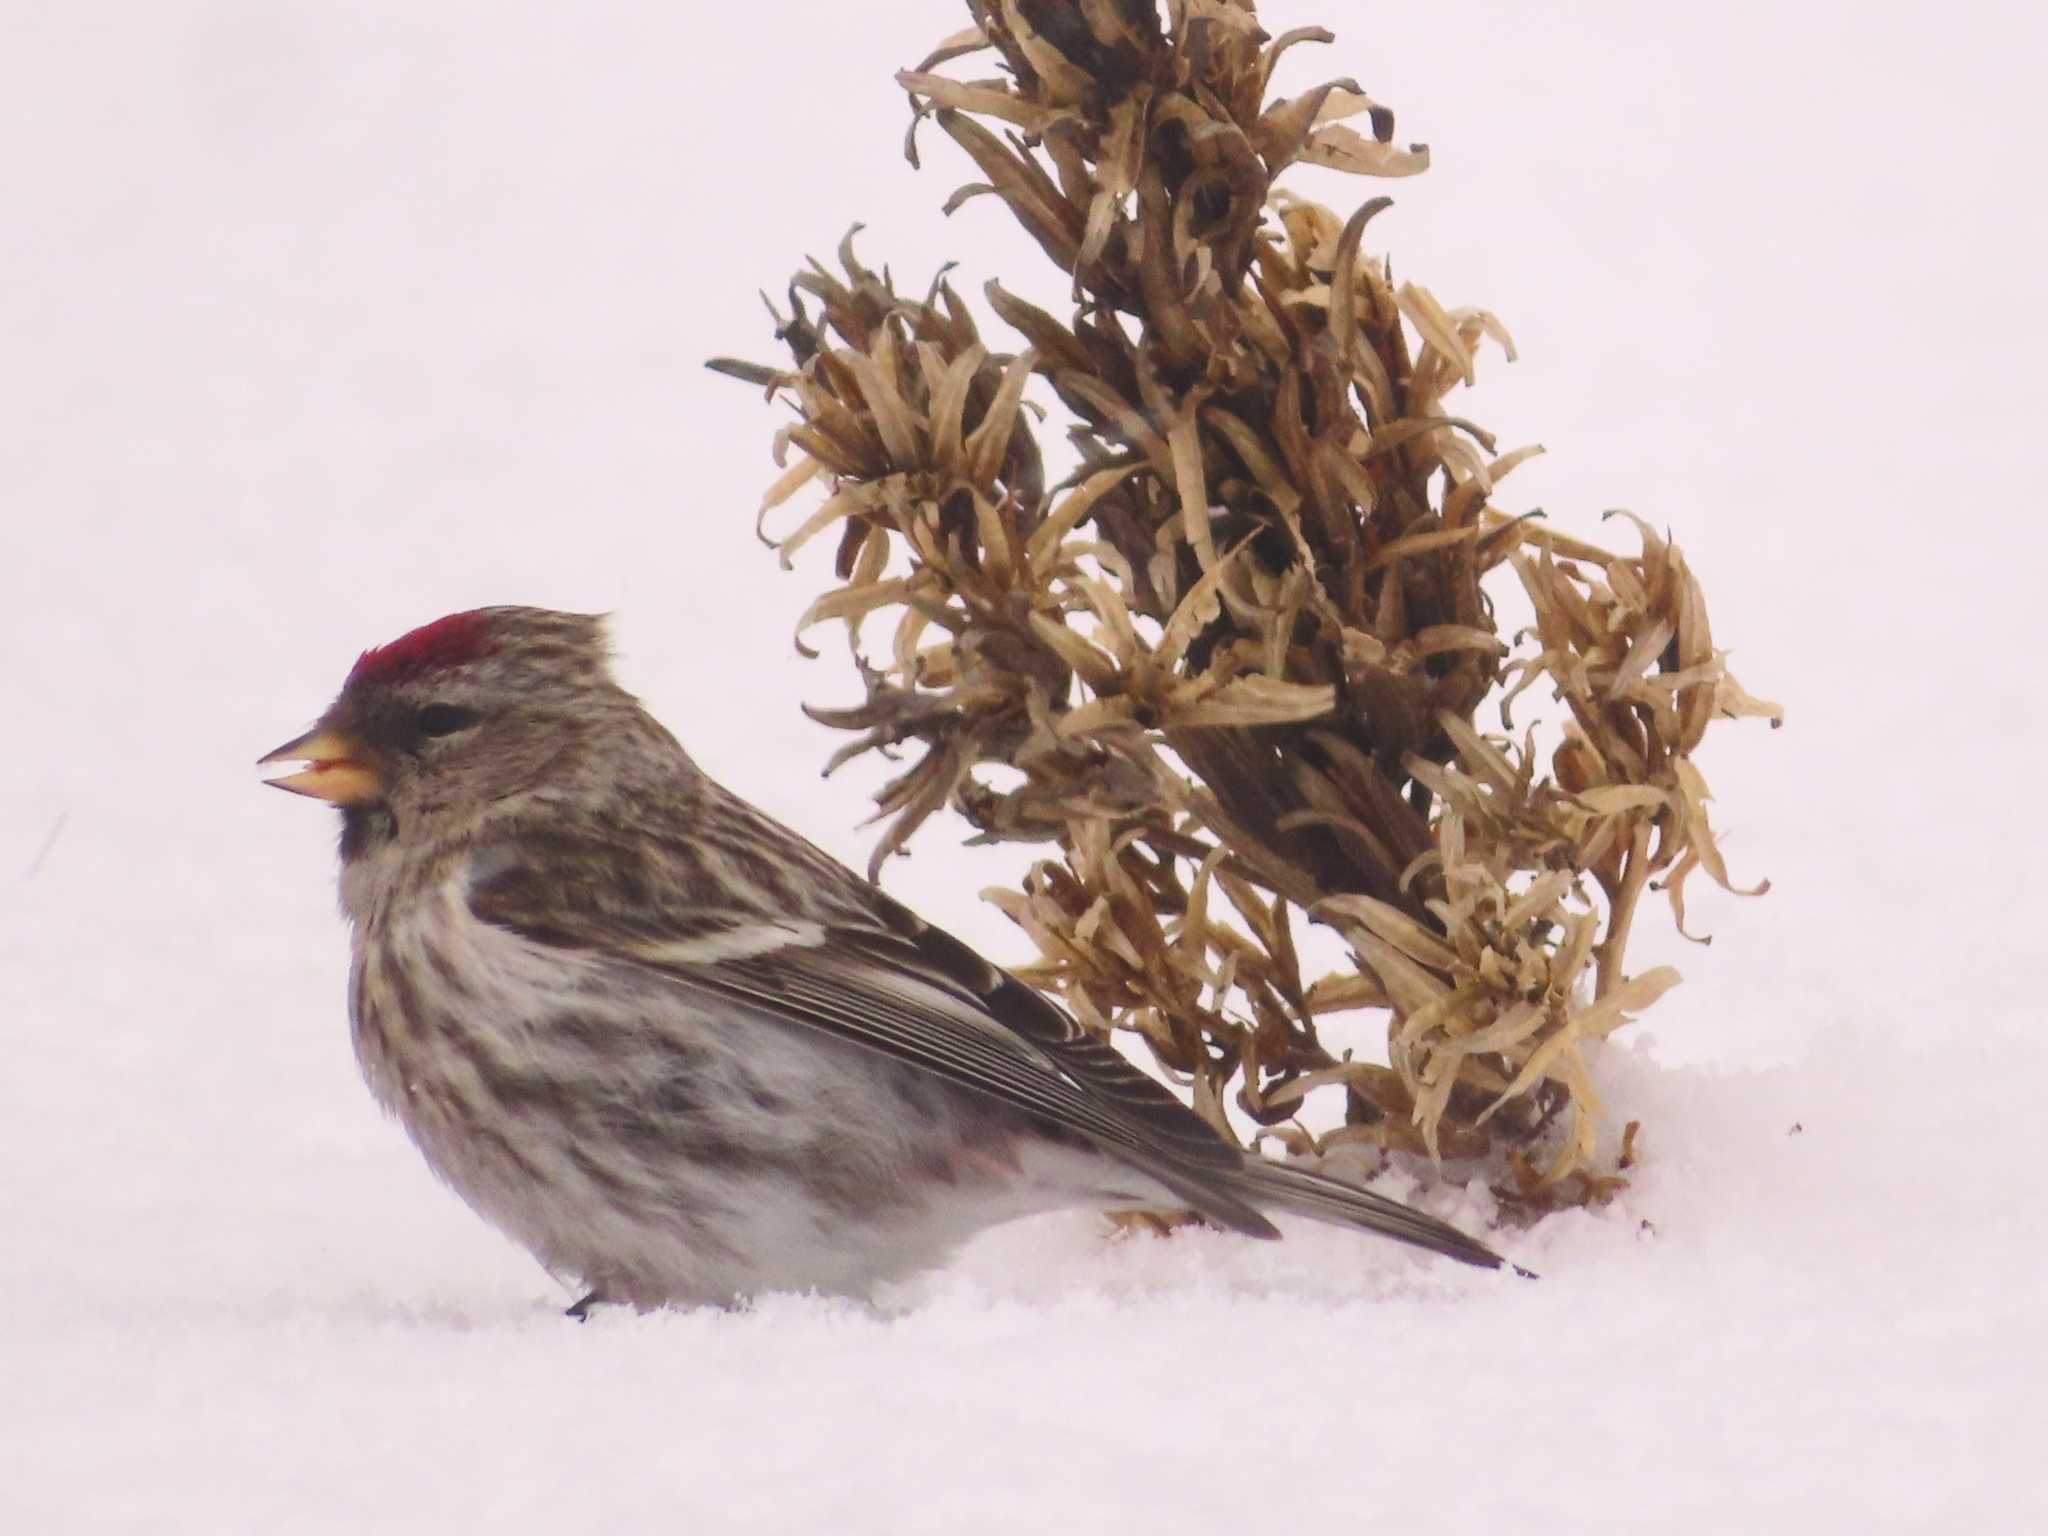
[[348, 610, 497, 687]]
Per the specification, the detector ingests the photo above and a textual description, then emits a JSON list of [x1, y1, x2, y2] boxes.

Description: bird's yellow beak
[[258, 728, 384, 806]]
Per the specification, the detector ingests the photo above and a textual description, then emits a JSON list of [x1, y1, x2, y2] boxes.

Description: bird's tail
[[1225, 1157, 1518, 1272]]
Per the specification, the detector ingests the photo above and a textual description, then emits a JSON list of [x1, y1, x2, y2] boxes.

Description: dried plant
[[712, 0, 1780, 1203]]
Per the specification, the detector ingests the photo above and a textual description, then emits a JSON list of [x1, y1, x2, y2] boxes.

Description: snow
[[3, 1, 2042, 1529]]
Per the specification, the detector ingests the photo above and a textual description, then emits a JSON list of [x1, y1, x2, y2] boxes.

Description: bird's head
[[259, 607, 625, 840]]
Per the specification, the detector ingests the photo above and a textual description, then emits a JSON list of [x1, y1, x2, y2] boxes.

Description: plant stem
[[1596, 821, 1655, 999]]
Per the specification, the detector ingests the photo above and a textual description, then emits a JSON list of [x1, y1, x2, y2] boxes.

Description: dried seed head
[[719, 1, 1779, 1197]]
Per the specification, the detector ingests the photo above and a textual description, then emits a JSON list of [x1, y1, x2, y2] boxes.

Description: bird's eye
[[414, 704, 479, 738]]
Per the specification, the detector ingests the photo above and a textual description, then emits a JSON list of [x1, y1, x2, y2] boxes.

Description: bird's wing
[[468, 863, 1276, 1235]]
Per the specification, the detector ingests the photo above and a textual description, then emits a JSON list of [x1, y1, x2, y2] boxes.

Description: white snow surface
[[4, 1, 2043, 1530]]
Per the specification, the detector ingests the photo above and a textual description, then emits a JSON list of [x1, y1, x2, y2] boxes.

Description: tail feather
[[1228, 1158, 1518, 1273], [1128, 1155, 1283, 1242]]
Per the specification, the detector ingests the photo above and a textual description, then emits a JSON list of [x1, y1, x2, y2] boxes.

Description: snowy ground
[[4, 2, 2043, 1530]]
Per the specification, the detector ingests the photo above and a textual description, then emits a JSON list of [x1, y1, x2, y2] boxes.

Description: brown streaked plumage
[[262, 606, 1513, 1311]]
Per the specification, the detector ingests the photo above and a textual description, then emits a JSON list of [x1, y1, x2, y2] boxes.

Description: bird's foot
[[565, 1289, 608, 1322]]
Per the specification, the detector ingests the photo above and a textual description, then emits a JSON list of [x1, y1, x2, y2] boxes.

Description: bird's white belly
[[349, 879, 1126, 1308]]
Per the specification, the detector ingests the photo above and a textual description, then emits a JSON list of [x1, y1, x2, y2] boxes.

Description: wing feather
[[469, 870, 1276, 1236]]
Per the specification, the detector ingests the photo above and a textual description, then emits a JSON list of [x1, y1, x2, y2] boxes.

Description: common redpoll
[[260, 607, 1509, 1312]]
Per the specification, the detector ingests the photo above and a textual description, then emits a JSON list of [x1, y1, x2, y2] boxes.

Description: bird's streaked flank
[[262, 606, 1512, 1312]]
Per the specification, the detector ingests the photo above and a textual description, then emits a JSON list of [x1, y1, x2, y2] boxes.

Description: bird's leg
[[565, 1289, 608, 1322]]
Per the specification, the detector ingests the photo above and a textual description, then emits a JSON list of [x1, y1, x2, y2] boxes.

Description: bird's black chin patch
[[339, 805, 398, 863]]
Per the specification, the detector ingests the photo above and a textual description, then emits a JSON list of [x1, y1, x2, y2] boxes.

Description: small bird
[[261, 606, 1509, 1312]]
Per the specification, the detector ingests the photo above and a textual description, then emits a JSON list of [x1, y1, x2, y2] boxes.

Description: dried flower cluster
[[713, 0, 1779, 1200]]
